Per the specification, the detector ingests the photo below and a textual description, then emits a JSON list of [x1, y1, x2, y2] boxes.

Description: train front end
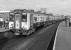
[[9, 11, 31, 35]]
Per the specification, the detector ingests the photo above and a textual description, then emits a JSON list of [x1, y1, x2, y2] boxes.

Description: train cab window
[[9, 14, 14, 21], [22, 13, 27, 22]]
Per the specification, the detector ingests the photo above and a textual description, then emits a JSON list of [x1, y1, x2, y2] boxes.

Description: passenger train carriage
[[0, 9, 65, 38], [8, 9, 50, 36]]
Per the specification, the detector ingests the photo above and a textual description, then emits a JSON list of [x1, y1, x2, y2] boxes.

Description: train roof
[[0, 11, 10, 13], [11, 9, 53, 16]]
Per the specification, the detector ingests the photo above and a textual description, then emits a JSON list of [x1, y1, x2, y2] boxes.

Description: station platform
[[53, 21, 71, 50]]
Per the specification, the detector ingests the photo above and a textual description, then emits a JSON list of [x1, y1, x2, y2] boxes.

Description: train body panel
[[9, 21, 14, 29], [21, 13, 31, 30], [0, 12, 10, 32], [33, 14, 49, 23]]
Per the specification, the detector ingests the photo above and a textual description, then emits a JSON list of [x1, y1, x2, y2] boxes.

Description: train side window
[[34, 17, 37, 22], [9, 15, 14, 21], [46, 17, 49, 21]]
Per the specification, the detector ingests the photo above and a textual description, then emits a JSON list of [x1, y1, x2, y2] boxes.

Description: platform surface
[[53, 21, 71, 50]]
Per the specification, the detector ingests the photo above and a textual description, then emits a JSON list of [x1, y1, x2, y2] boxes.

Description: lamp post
[[65, 16, 70, 27]]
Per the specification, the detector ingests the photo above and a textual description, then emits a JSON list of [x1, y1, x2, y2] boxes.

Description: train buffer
[[53, 21, 71, 50]]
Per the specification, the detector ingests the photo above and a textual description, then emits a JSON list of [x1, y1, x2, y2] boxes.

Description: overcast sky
[[0, 0, 71, 15]]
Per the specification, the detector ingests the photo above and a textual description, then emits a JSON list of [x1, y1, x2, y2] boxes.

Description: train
[[0, 9, 65, 38]]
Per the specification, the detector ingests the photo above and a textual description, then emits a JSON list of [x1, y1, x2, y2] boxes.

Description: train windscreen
[[22, 13, 27, 22], [9, 13, 14, 21]]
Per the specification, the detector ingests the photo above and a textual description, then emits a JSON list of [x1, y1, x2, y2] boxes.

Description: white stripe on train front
[[15, 21, 20, 29], [21, 22, 29, 30], [9, 22, 14, 29]]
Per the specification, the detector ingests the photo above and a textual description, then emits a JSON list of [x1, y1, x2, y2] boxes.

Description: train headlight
[[0, 18, 3, 21]]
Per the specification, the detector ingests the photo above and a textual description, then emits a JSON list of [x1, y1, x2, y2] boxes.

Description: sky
[[0, 0, 71, 15]]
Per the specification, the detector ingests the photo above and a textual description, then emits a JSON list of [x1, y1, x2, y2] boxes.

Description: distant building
[[40, 8, 47, 13]]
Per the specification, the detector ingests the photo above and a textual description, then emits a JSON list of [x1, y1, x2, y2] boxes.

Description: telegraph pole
[[65, 15, 70, 27]]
